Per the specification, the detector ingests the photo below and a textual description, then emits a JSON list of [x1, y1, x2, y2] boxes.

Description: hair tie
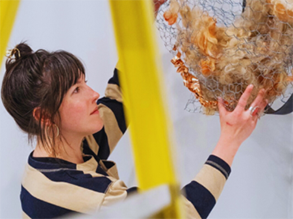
[[6, 47, 21, 60]]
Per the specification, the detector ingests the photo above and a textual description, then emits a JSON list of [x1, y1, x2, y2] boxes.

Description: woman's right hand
[[212, 85, 268, 166]]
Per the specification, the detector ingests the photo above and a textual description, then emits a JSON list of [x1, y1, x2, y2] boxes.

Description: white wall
[[0, 0, 292, 218]]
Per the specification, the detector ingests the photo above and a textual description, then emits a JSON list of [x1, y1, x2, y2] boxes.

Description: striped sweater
[[20, 69, 231, 219]]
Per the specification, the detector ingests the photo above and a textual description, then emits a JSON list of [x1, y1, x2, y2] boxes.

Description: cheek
[[59, 100, 87, 129], [58, 94, 103, 135]]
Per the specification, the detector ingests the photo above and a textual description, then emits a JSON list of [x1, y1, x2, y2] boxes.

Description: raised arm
[[181, 85, 267, 218], [83, 0, 167, 160], [83, 68, 126, 160]]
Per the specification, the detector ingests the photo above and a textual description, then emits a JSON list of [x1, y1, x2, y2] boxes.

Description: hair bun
[[15, 43, 33, 58], [7, 43, 33, 61]]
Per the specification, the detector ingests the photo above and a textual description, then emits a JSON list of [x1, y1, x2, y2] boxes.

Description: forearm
[[211, 134, 241, 167], [182, 155, 231, 218]]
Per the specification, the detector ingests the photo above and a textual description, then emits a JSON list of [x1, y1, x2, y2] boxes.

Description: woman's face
[[58, 73, 103, 138]]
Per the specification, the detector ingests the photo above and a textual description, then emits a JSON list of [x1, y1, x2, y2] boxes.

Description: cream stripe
[[205, 160, 228, 179], [76, 156, 104, 177], [98, 104, 123, 153], [22, 211, 31, 219], [100, 180, 127, 210], [85, 135, 100, 155], [105, 83, 122, 103], [76, 158, 119, 185], [105, 161, 119, 179], [22, 164, 106, 213], [193, 164, 226, 201], [181, 196, 201, 219]]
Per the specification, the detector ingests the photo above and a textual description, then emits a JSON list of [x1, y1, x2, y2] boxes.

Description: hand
[[218, 84, 267, 145], [212, 85, 268, 166], [153, 0, 167, 17]]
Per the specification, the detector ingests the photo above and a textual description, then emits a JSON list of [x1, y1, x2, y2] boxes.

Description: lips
[[90, 107, 99, 115]]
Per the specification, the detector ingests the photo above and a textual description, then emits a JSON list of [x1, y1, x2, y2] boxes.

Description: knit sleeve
[[83, 68, 127, 160], [182, 155, 231, 219], [98, 155, 229, 218], [100, 180, 138, 211]]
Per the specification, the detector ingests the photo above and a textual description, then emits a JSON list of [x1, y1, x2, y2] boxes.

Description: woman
[[1, 41, 267, 218], [2, 43, 128, 217]]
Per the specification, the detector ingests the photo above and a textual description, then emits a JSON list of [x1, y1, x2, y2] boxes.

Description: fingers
[[218, 97, 227, 116], [248, 89, 268, 117], [249, 89, 268, 118], [259, 98, 268, 110], [250, 89, 265, 108], [234, 84, 254, 113]]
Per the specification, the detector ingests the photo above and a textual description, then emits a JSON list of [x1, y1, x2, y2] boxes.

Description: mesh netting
[[156, 0, 293, 114]]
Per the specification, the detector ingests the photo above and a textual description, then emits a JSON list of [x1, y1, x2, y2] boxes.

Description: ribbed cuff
[[205, 155, 231, 179]]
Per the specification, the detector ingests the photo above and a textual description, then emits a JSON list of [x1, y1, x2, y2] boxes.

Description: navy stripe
[[82, 133, 110, 160], [28, 152, 111, 193], [102, 160, 115, 169], [21, 186, 76, 218], [90, 127, 111, 159], [108, 68, 120, 86], [82, 141, 98, 158], [182, 181, 216, 219], [126, 187, 138, 196], [28, 152, 76, 170], [97, 97, 127, 133], [95, 165, 109, 176], [39, 169, 112, 193], [81, 144, 110, 176], [205, 155, 231, 179]]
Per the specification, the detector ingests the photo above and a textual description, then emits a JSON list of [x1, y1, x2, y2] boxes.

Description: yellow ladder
[[0, 0, 20, 69], [109, 0, 183, 217], [0, 0, 183, 217]]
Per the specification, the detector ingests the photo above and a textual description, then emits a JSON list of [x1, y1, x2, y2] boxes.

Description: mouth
[[90, 107, 99, 115]]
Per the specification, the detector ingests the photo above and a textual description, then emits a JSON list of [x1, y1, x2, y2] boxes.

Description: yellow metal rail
[[0, 0, 20, 69], [109, 0, 182, 217], [0, 0, 20, 67]]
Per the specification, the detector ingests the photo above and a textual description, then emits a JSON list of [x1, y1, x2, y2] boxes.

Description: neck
[[34, 133, 85, 164]]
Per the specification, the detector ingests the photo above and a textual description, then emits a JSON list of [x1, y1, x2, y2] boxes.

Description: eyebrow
[[77, 74, 85, 83]]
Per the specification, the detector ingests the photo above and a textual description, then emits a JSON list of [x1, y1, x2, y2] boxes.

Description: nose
[[86, 84, 100, 103], [92, 89, 100, 103]]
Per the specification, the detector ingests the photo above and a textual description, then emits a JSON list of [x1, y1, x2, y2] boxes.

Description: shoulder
[[20, 154, 117, 218]]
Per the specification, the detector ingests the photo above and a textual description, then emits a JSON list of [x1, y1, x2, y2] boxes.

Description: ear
[[33, 107, 52, 125]]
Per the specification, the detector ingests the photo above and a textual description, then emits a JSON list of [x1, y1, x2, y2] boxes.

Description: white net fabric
[[156, 0, 293, 114]]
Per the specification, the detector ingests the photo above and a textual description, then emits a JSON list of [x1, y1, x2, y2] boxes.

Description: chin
[[92, 123, 104, 134], [87, 117, 104, 134]]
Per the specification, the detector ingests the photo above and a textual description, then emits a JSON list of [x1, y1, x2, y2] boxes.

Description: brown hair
[[1, 42, 85, 155]]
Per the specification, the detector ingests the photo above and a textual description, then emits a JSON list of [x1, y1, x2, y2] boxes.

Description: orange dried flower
[[163, 0, 179, 25], [269, 0, 293, 23], [163, 11, 178, 25], [200, 57, 216, 76], [191, 15, 220, 58]]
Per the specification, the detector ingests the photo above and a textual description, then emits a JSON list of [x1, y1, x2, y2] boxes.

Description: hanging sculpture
[[156, 0, 293, 114]]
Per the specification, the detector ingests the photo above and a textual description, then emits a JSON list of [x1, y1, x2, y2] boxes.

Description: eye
[[73, 87, 80, 94]]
